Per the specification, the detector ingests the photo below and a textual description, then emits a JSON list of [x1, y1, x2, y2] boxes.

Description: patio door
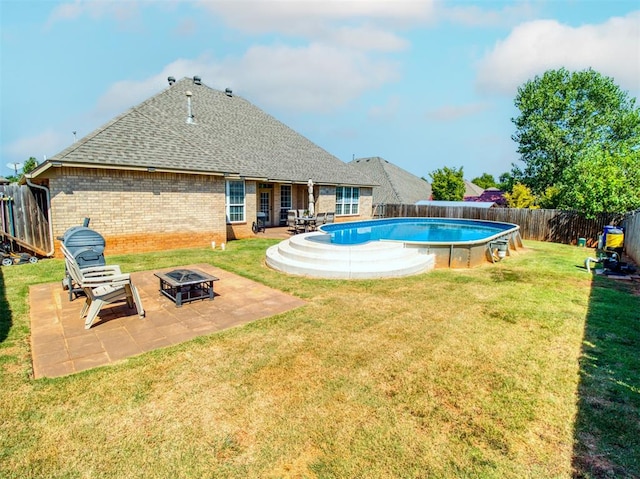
[[258, 184, 272, 226]]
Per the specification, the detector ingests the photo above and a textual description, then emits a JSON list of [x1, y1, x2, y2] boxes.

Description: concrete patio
[[29, 262, 306, 379]]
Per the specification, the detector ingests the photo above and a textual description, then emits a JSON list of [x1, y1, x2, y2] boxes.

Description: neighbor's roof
[[463, 180, 485, 198], [466, 187, 506, 206], [416, 200, 497, 208], [34, 77, 374, 186], [349, 157, 431, 204]]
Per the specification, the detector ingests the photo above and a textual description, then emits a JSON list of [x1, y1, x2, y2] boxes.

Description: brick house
[[28, 76, 375, 255]]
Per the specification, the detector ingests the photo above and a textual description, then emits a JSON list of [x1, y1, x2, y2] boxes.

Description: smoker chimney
[[225, 88, 233, 97], [186, 91, 194, 124], [168, 76, 176, 86], [193, 75, 202, 85]]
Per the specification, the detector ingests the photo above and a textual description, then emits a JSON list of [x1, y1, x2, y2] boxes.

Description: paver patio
[[29, 262, 306, 379]]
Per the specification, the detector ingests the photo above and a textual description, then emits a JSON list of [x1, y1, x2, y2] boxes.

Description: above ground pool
[[317, 217, 518, 245], [266, 217, 523, 279]]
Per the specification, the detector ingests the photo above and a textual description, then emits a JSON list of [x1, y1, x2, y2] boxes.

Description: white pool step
[[266, 232, 436, 279]]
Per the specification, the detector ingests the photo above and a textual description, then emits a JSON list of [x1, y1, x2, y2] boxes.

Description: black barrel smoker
[[59, 219, 106, 300], [252, 212, 266, 233]]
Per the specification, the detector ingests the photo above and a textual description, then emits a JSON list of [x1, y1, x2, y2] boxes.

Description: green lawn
[[1, 239, 638, 478]]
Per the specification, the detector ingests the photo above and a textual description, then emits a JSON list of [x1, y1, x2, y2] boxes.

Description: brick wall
[[357, 187, 373, 220], [49, 167, 228, 255], [315, 185, 373, 221]]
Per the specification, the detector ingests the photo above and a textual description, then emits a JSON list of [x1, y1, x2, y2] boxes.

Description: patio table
[[299, 216, 316, 232]]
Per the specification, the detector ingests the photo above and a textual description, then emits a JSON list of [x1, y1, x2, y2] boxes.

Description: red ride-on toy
[[1, 240, 38, 266]]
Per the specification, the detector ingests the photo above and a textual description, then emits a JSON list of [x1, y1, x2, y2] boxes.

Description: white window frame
[[226, 180, 246, 223], [279, 184, 292, 225], [335, 186, 359, 215]]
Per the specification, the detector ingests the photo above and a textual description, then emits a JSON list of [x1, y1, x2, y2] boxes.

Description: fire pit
[[154, 268, 219, 307]]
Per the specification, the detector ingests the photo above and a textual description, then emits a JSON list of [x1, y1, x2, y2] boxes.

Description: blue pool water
[[319, 218, 516, 245]]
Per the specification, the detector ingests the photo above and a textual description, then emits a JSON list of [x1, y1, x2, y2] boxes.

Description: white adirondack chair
[[61, 243, 145, 329]]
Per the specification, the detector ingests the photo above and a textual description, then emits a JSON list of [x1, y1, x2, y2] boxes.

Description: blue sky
[[1, 0, 638, 181]]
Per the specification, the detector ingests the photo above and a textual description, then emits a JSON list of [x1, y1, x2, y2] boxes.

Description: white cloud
[[426, 102, 490, 121], [94, 74, 168, 119], [327, 25, 409, 52], [93, 56, 228, 120], [173, 17, 198, 37], [476, 12, 640, 95], [232, 43, 400, 112], [5, 129, 66, 165], [440, 2, 537, 28], [198, 0, 435, 30], [195, 0, 435, 46], [94, 44, 400, 116], [47, 0, 139, 27], [84, 1, 415, 118]]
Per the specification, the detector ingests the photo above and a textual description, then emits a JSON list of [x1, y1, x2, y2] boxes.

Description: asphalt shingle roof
[[43, 77, 374, 186], [348, 157, 431, 204], [464, 180, 485, 197], [416, 200, 496, 208]]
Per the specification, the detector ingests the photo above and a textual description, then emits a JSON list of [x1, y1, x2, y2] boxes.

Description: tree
[[23, 157, 38, 175], [5, 157, 38, 183], [536, 185, 561, 210], [497, 172, 516, 193], [555, 145, 640, 217], [510, 68, 640, 210], [471, 173, 497, 190], [429, 166, 465, 201], [504, 183, 538, 209]]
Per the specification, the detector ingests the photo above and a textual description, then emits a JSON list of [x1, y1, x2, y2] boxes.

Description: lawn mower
[[1, 240, 38, 266]]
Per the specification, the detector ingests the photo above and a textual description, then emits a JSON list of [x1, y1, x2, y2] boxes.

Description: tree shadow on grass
[[573, 274, 640, 478]]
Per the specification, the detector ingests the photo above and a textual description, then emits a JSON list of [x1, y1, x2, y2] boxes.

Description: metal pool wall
[[403, 228, 524, 268]]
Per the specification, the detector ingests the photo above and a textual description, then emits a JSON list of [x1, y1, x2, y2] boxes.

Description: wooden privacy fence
[[621, 209, 640, 265], [0, 184, 52, 257], [376, 204, 625, 246]]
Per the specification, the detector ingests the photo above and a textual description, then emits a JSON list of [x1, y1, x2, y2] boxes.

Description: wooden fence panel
[[622, 209, 640, 265], [378, 205, 623, 246], [0, 184, 51, 256]]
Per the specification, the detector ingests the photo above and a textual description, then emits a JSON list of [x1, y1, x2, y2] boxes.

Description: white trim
[[226, 179, 246, 223], [335, 186, 360, 216]]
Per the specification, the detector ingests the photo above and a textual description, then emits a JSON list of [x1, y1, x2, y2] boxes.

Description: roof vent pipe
[[168, 76, 176, 86], [193, 75, 201, 85], [225, 88, 233, 97], [186, 91, 194, 124]]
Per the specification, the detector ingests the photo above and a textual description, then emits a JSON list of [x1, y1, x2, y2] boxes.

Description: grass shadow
[[573, 273, 640, 478], [0, 267, 10, 343]]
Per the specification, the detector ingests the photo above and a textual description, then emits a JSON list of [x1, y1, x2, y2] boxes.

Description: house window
[[335, 186, 359, 215], [226, 180, 245, 222], [280, 184, 291, 224]]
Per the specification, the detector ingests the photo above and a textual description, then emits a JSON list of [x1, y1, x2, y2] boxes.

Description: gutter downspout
[[25, 177, 55, 257]]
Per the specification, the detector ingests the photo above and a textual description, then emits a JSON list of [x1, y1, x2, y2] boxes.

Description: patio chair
[[287, 210, 304, 234], [325, 212, 335, 224], [61, 243, 145, 329], [312, 212, 326, 230]]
